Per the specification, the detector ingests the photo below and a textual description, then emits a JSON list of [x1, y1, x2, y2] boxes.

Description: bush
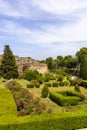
[[49, 91, 80, 106], [34, 83, 40, 88], [65, 90, 85, 100], [1, 110, 87, 130], [41, 86, 49, 98], [52, 82, 58, 87], [82, 80, 87, 88], [58, 75, 64, 81], [6, 80, 46, 116], [75, 78, 83, 86], [70, 80, 76, 86], [74, 84, 81, 92], [27, 83, 40, 88], [49, 90, 85, 106], [45, 82, 51, 87], [63, 80, 70, 86], [59, 81, 64, 86], [44, 73, 51, 82], [27, 84, 34, 88]]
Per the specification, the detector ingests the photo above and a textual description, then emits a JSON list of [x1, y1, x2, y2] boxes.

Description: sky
[[0, 0, 87, 60]]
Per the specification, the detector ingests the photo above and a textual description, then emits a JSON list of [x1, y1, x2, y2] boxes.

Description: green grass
[[0, 78, 6, 88], [15, 79, 30, 88], [0, 88, 17, 116]]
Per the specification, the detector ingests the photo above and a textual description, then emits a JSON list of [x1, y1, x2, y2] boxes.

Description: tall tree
[[76, 47, 87, 80], [0, 45, 19, 79]]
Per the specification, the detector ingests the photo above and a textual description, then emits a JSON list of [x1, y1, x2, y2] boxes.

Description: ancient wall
[[0, 55, 48, 74]]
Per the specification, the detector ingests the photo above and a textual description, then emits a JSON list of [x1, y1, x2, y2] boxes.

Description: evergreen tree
[[0, 45, 19, 79], [76, 47, 87, 80]]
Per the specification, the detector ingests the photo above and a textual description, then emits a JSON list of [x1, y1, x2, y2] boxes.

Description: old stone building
[[0, 55, 48, 74]]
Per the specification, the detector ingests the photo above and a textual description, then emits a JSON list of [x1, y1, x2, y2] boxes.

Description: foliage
[[49, 90, 85, 106], [1, 110, 87, 130], [76, 47, 87, 79], [57, 75, 64, 81], [59, 81, 64, 86], [27, 84, 34, 88], [82, 80, 87, 88], [0, 45, 19, 79], [49, 91, 80, 106], [6, 80, 46, 116], [70, 80, 76, 86], [63, 80, 70, 86], [52, 82, 59, 87], [74, 84, 81, 92], [75, 78, 83, 86], [24, 69, 39, 81], [43, 73, 51, 82], [41, 86, 49, 98], [45, 82, 51, 87]]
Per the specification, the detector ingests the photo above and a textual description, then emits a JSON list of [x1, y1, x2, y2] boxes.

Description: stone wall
[[0, 55, 48, 74]]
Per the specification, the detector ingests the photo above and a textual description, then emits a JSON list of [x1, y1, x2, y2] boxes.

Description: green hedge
[[82, 80, 87, 88], [49, 91, 80, 106], [52, 82, 59, 87], [27, 83, 40, 88], [45, 82, 51, 87], [1, 111, 87, 130]]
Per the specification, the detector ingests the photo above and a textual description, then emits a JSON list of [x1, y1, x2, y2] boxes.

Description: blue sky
[[0, 0, 87, 60]]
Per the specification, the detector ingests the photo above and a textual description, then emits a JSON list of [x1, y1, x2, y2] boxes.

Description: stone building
[[0, 55, 48, 74]]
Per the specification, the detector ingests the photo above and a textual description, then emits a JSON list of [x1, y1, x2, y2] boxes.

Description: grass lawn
[[0, 88, 17, 116]]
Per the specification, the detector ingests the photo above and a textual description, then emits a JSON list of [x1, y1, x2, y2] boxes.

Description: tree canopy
[[0, 45, 19, 79]]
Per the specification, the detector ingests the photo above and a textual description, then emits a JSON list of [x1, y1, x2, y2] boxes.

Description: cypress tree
[[0, 45, 19, 79]]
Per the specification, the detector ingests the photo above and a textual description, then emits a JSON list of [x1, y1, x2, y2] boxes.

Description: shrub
[[1, 111, 87, 130], [49, 91, 80, 106], [58, 75, 63, 81], [49, 90, 85, 106], [74, 84, 81, 92], [63, 80, 70, 86], [59, 81, 64, 86], [52, 82, 58, 87], [41, 86, 49, 98], [65, 90, 85, 100], [44, 73, 51, 82], [75, 78, 83, 86], [70, 80, 76, 86], [27, 84, 34, 88], [6, 80, 46, 116], [82, 80, 87, 88], [34, 83, 40, 88], [45, 82, 51, 87]]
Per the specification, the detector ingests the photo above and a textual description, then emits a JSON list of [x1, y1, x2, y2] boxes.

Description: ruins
[[0, 55, 48, 74]]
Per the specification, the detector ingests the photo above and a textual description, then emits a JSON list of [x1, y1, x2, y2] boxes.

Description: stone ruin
[[0, 55, 48, 74]]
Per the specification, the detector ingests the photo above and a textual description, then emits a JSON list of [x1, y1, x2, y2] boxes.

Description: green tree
[[0, 45, 19, 79], [24, 69, 39, 81], [46, 57, 53, 70], [76, 47, 87, 80]]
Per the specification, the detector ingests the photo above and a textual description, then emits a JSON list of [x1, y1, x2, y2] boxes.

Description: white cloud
[[0, 0, 87, 59]]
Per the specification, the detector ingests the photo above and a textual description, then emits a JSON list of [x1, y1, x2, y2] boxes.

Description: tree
[[76, 47, 87, 80], [24, 69, 39, 81], [0, 45, 19, 79], [46, 57, 53, 70]]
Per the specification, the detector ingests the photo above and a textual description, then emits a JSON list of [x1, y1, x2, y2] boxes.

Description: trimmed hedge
[[52, 82, 59, 87], [1, 111, 87, 130], [49, 90, 85, 106], [45, 82, 51, 87], [27, 83, 40, 88]]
